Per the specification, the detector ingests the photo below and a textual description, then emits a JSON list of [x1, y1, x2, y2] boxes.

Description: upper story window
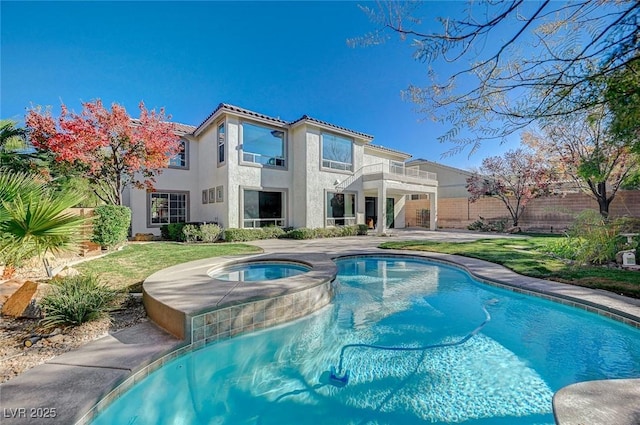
[[217, 122, 225, 165], [321, 133, 353, 172], [169, 139, 188, 169], [241, 122, 286, 168]]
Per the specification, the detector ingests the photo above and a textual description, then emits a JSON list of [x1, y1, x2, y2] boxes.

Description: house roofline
[[194, 103, 288, 136], [289, 115, 374, 141], [365, 143, 411, 159], [407, 158, 473, 175]]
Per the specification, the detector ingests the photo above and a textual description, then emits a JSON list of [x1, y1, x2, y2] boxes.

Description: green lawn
[[75, 242, 261, 291], [380, 236, 640, 299]]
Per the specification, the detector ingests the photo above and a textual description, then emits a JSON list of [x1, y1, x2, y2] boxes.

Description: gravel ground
[[0, 253, 148, 384], [0, 295, 147, 383]]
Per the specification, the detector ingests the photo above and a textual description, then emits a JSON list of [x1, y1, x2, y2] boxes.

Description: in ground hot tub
[[209, 261, 311, 281]]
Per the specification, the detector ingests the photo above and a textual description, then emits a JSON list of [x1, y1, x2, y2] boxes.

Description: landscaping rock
[[1, 281, 38, 317]]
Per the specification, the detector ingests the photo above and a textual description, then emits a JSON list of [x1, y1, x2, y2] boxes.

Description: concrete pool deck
[[1, 229, 639, 425]]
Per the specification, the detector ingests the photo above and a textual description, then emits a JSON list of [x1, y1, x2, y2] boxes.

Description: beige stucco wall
[[126, 110, 429, 235]]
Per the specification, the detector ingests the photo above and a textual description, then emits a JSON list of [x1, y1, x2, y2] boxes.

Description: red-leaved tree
[[26, 100, 180, 205], [466, 149, 556, 228]]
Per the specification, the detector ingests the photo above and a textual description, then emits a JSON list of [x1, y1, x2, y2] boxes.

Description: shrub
[[546, 210, 631, 265], [224, 228, 265, 242], [357, 224, 369, 235], [39, 274, 121, 328], [199, 224, 223, 242], [467, 217, 508, 232], [160, 224, 171, 240], [182, 224, 201, 243], [166, 223, 186, 241], [91, 205, 131, 249], [261, 226, 286, 239], [285, 228, 317, 239]]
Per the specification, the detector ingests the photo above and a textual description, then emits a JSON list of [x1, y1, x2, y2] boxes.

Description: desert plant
[[0, 170, 87, 278], [91, 205, 131, 249], [547, 210, 629, 265], [39, 274, 121, 327]]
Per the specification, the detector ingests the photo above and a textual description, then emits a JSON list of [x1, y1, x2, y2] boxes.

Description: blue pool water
[[92, 257, 640, 424], [210, 262, 310, 281]]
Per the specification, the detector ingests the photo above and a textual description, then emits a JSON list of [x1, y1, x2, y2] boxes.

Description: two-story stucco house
[[124, 104, 438, 236]]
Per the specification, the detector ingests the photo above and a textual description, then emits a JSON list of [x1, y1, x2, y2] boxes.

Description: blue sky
[[1, 1, 520, 170]]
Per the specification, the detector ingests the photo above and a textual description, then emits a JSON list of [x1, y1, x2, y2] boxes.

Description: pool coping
[[0, 242, 638, 425]]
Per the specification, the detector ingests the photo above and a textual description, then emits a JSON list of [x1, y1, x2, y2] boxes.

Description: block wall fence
[[406, 190, 640, 232]]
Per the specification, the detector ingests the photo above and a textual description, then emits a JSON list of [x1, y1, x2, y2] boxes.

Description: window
[[243, 190, 285, 227], [169, 139, 188, 169], [241, 122, 286, 167], [209, 188, 216, 204], [217, 122, 225, 165], [202, 190, 208, 204], [410, 194, 429, 201], [216, 185, 224, 203], [149, 191, 188, 225], [321, 133, 353, 171], [326, 192, 356, 226]]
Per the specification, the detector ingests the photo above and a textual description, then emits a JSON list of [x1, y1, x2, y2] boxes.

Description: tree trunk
[[596, 182, 610, 218]]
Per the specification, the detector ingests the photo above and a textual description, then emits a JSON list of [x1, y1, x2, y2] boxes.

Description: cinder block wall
[[434, 190, 640, 231]]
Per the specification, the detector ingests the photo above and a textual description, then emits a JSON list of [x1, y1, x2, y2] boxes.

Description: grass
[[380, 235, 640, 299], [75, 242, 261, 291]]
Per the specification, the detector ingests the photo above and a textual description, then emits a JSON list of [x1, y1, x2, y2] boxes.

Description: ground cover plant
[[380, 235, 640, 299], [74, 242, 261, 291]]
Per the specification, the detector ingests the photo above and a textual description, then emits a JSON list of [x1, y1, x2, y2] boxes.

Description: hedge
[[91, 205, 131, 249]]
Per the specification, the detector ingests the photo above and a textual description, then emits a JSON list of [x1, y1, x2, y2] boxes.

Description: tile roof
[[172, 122, 196, 135], [130, 118, 195, 136], [365, 143, 411, 158], [194, 103, 373, 141], [289, 115, 373, 140], [195, 103, 287, 134]]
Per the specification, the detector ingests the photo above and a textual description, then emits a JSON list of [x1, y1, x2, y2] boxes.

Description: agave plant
[[0, 169, 86, 278]]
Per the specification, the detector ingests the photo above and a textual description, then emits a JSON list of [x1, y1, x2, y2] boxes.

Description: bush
[[182, 224, 200, 243], [224, 228, 265, 242], [199, 224, 223, 242], [285, 228, 317, 239], [357, 224, 369, 235], [166, 223, 186, 241], [224, 224, 368, 242], [546, 210, 633, 265], [91, 205, 131, 249], [39, 274, 120, 328], [262, 226, 286, 239], [468, 217, 508, 232], [181, 223, 223, 243]]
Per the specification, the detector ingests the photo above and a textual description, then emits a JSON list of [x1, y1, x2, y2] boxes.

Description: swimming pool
[[91, 256, 640, 424], [209, 261, 311, 282]]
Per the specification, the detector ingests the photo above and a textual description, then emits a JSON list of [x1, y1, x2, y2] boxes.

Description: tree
[[523, 108, 640, 218], [605, 56, 640, 153], [0, 170, 87, 278], [355, 1, 640, 155], [466, 149, 555, 227], [26, 100, 181, 205]]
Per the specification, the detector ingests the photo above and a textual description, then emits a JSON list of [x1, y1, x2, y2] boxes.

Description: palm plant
[[0, 169, 86, 278]]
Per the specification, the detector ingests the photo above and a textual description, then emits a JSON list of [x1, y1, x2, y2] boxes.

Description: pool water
[[210, 262, 310, 281], [91, 257, 640, 425]]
